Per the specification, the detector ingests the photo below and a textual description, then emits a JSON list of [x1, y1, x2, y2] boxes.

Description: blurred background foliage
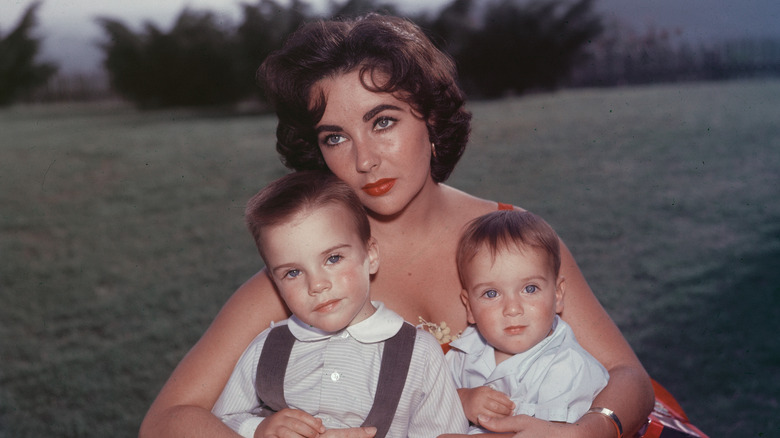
[[93, 0, 602, 107], [0, 2, 57, 106], [3, 0, 780, 107]]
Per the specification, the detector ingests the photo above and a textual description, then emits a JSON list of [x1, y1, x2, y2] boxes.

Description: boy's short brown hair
[[245, 171, 370, 260], [456, 210, 561, 286]]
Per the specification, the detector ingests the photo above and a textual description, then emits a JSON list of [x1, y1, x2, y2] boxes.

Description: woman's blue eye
[[484, 289, 498, 298], [524, 285, 538, 294], [324, 134, 345, 146], [374, 117, 396, 130], [327, 254, 342, 264]]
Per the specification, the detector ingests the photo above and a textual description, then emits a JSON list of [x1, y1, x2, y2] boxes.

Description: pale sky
[[2, 0, 780, 75]]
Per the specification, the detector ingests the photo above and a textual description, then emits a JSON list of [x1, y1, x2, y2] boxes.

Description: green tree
[[439, 0, 603, 97], [236, 0, 310, 98], [97, 9, 245, 108], [0, 1, 57, 106]]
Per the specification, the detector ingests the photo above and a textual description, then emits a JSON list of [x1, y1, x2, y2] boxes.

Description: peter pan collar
[[286, 301, 405, 344]]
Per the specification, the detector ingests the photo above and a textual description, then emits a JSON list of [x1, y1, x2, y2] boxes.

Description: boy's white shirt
[[213, 301, 468, 438], [446, 316, 609, 433]]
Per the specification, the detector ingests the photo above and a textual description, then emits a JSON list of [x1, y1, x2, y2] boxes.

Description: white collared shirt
[[213, 302, 468, 437], [446, 316, 608, 433]]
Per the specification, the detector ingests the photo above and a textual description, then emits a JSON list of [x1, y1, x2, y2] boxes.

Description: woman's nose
[[354, 138, 379, 173]]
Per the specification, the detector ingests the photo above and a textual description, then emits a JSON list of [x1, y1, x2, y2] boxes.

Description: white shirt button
[[331, 371, 340, 381]]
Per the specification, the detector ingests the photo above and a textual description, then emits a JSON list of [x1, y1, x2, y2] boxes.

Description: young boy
[[447, 210, 609, 434], [212, 171, 468, 438]]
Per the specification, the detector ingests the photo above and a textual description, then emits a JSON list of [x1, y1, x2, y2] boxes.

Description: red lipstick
[[362, 178, 396, 197]]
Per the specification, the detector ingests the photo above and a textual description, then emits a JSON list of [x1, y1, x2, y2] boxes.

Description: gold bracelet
[[585, 407, 623, 438]]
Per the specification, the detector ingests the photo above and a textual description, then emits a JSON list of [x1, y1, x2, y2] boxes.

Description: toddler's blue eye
[[524, 285, 537, 294], [286, 269, 301, 279], [484, 289, 498, 298]]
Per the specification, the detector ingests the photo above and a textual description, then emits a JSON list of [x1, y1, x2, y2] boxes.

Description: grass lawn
[[2, 78, 778, 437]]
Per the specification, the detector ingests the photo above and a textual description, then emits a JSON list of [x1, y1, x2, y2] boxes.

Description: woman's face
[[311, 70, 434, 217]]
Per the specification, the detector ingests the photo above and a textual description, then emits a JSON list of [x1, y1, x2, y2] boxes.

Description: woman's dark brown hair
[[257, 13, 471, 183]]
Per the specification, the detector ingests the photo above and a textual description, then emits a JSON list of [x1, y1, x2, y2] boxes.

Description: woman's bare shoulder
[[439, 184, 523, 218]]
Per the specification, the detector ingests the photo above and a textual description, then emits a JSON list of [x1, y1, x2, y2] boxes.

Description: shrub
[[0, 1, 57, 106], [97, 9, 245, 108]]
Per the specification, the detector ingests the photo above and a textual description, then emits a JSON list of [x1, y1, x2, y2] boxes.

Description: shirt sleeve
[[211, 332, 269, 438], [533, 348, 609, 423], [444, 348, 464, 387], [407, 332, 469, 437]]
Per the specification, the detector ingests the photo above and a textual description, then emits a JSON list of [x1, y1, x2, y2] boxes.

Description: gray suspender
[[255, 323, 417, 438], [255, 323, 296, 413], [361, 323, 416, 437]]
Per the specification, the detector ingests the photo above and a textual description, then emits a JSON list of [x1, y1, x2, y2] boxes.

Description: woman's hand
[[478, 415, 576, 438], [458, 386, 515, 425], [319, 427, 377, 438], [254, 408, 325, 438]]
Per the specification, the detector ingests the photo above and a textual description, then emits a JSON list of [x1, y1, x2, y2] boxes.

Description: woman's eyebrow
[[315, 124, 342, 134], [315, 104, 403, 133], [363, 104, 402, 122]]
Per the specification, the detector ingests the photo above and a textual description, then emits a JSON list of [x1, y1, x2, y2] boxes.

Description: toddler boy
[[447, 210, 608, 434]]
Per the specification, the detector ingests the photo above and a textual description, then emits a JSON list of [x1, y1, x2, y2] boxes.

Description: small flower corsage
[[418, 317, 460, 344]]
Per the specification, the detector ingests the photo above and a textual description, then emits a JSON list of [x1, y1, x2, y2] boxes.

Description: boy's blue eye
[[484, 289, 498, 298], [285, 269, 301, 279], [524, 285, 538, 294]]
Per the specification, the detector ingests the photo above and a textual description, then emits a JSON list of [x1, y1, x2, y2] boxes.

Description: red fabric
[[640, 380, 709, 437]]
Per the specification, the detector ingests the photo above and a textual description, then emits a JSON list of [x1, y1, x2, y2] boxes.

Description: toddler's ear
[[461, 289, 476, 325], [554, 276, 565, 314]]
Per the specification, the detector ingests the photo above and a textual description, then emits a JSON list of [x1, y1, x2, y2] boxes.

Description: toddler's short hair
[[456, 210, 561, 286], [245, 171, 370, 260]]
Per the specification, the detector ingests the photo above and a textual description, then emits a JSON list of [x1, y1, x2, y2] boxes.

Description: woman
[[140, 14, 654, 438]]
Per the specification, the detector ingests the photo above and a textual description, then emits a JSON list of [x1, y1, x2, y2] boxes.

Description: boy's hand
[[457, 386, 515, 425], [254, 408, 326, 438], [320, 426, 377, 438]]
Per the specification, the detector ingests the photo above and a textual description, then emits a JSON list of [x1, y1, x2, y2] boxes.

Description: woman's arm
[[139, 270, 289, 438], [555, 240, 655, 436]]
